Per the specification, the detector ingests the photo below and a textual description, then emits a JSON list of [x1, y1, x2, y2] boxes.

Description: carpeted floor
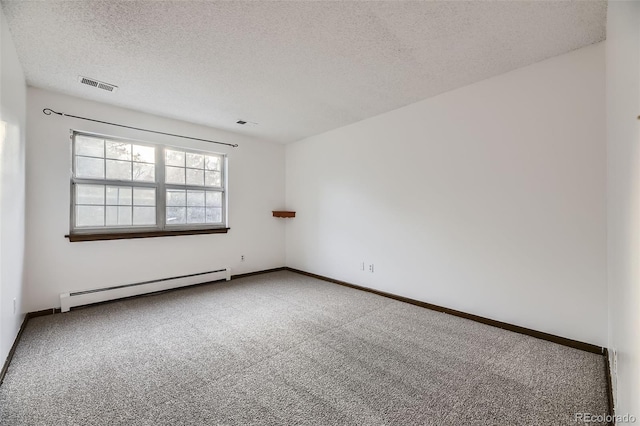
[[0, 270, 608, 425]]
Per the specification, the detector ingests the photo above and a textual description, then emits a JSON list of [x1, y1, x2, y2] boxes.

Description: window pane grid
[[165, 189, 223, 225], [74, 183, 157, 228], [73, 133, 225, 233], [165, 149, 223, 188], [75, 138, 156, 182]]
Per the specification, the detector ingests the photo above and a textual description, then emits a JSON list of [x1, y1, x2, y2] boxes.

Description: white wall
[[25, 88, 285, 312], [286, 43, 607, 347], [606, 1, 640, 418], [0, 7, 27, 366]]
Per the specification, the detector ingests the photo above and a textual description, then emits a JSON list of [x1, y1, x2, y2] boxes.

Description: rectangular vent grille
[[97, 82, 115, 92], [78, 76, 118, 92], [81, 77, 98, 87]]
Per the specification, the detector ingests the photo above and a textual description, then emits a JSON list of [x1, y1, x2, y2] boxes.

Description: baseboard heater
[[59, 268, 231, 313]]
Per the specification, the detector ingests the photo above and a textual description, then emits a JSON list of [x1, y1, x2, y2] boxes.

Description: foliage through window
[[71, 132, 226, 235]]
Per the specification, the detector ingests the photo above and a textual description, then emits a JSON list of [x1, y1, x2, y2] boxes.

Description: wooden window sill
[[66, 228, 230, 242]]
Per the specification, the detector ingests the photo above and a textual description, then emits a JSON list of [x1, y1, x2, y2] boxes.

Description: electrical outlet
[[241, 255, 245, 262], [369, 264, 374, 273], [612, 348, 618, 374], [360, 262, 365, 271]]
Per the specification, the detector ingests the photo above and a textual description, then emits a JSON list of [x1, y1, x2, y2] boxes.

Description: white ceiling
[[1, 1, 606, 143]]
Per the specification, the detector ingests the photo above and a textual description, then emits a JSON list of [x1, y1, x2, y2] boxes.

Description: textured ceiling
[[1, 1, 606, 143]]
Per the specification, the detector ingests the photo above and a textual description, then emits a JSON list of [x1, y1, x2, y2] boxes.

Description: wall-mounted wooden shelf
[[272, 211, 296, 218]]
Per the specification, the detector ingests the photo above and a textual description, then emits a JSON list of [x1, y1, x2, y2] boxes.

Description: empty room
[[0, 0, 638, 425]]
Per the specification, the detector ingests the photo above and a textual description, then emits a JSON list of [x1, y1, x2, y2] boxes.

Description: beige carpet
[[0, 270, 608, 425]]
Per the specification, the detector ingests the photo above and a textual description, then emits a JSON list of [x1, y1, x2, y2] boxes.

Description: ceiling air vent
[[78, 76, 118, 93]]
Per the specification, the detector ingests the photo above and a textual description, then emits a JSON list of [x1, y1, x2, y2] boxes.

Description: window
[[70, 132, 227, 240]]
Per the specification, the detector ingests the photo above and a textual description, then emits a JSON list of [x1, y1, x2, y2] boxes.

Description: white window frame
[[70, 130, 228, 236]]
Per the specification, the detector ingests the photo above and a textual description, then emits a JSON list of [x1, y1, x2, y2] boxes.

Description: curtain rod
[[42, 108, 239, 148]]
